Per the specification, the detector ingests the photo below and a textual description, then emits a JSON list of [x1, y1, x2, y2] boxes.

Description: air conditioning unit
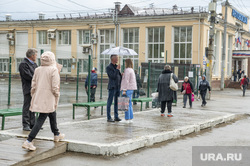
[[82, 47, 90, 53], [6, 33, 14, 40], [91, 39, 97, 44], [47, 32, 56, 39]]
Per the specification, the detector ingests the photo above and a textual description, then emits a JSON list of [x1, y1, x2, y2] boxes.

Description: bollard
[[76, 61, 79, 102], [7, 57, 11, 106], [100, 63, 103, 99]]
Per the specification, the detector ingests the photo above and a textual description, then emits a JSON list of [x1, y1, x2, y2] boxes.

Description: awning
[[233, 50, 250, 58]]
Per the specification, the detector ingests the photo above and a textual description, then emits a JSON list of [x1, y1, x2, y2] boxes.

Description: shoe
[[167, 113, 173, 117], [133, 103, 137, 105], [107, 119, 115, 122], [201, 104, 204, 107], [22, 140, 36, 151], [129, 120, 133, 123], [190, 106, 192, 109], [54, 133, 65, 142], [161, 113, 165, 117], [23, 126, 31, 131], [183, 106, 186, 108], [114, 118, 122, 122]]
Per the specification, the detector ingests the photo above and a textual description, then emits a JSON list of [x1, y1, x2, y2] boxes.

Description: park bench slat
[[0, 108, 22, 130], [132, 98, 152, 102]]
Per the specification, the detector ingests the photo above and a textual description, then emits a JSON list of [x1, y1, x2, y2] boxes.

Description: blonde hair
[[125, 59, 133, 68]]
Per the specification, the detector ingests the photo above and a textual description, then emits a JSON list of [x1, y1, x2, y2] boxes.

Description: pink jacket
[[30, 51, 60, 113], [120, 68, 137, 91]]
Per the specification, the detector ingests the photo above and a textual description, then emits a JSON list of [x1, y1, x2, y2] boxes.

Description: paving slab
[[0, 108, 236, 156], [0, 138, 67, 166]]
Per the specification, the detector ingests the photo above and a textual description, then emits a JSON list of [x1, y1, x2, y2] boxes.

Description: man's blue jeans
[[107, 88, 120, 120]]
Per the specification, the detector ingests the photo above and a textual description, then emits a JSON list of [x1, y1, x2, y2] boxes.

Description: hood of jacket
[[202, 75, 206, 81], [162, 70, 172, 74], [41, 51, 56, 66]]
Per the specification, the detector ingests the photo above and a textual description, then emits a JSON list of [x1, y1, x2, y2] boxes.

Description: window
[[173, 27, 192, 64], [58, 30, 71, 45], [99, 29, 115, 70], [78, 30, 90, 44], [38, 31, 50, 45], [227, 36, 232, 76], [122, 28, 139, 70], [0, 59, 9, 72], [147, 27, 165, 63], [78, 59, 88, 73], [16, 58, 23, 72], [57, 59, 71, 73]]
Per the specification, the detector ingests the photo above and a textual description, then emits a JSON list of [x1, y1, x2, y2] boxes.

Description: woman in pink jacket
[[121, 59, 137, 123], [22, 51, 64, 151]]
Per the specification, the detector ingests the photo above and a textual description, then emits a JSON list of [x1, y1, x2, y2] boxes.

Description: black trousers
[[87, 88, 96, 102], [28, 112, 59, 142], [161, 101, 172, 113], [243, 85, 247, 96], [22, 94, 35, 128], [183, 94, 192, 107], [200, 91, 207, 105]]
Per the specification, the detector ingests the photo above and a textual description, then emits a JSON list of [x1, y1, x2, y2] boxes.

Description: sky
[[0, 0, 249, 21]]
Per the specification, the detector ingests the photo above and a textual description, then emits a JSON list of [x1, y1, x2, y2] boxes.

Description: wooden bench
[[73, 101, 107, 120], [0, 108, 22, 130], [132, 97, 152, 111]]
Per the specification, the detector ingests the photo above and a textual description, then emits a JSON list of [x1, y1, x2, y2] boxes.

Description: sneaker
[[54, 133, 65, 142], [22, 140, 36, 151], [183, 106, 186, 108], [129, 120, 133, 123], [201, 104, 204, 107], [161, 113, 165, 117], [167, 113, 173, 117]]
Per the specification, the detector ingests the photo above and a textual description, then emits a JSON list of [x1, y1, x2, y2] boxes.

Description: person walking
[[85, 67, 98, 102], [121, 59, 137, 123], [237, 69, 242, 81], [22, 51, 65, 151], [181, 76, 194, 108], [19, 48, 38, 131], [157, 65, 178, 117], [198, 75, 211, 107], [240, 75, 249, 96], [133, 70, 142, 105], [106, 55, 122, 122]]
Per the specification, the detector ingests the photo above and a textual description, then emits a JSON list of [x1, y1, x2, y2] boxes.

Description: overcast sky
[[0, 0, 249, 21]]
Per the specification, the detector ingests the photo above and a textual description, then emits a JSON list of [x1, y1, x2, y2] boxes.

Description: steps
[[0, 138, 67, 166], [227, 81, 241, 89]]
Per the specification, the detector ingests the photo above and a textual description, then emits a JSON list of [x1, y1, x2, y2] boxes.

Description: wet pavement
[[34, 116, 250, 166]]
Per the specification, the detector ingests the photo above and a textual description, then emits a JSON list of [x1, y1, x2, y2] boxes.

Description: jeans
[[107, 88, 120, 120], [243, 85, 247, 96], [86, 88, 96, 102], [28, 111, 59, 142], [183, 94, 192, 107], [133, 89, 140, 104], [124, 90, 134, 120], [22, 94, 35, 128], [200, 91, 207, 105], [161, 101, 172, 113]]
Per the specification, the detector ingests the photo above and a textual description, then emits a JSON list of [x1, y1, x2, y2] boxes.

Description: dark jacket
[[198, 76, 211, 92], [19, 58, 38, 95], [85, 72, 98, 88], [157, 70, 178, 102], [181, 80, 194, 94], [106, 63, 122, 90], [135, 73, 142, 89]]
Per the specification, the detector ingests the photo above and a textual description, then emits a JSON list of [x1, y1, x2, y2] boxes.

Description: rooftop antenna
[[64, 14, 66, 19]]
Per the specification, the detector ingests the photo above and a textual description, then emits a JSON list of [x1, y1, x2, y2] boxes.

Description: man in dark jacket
[[198, 75, 211, 107], [19, 48, 38, 131], [237, 69, 242, 81], [157, 65, 178, 117], [133, 70, 142, 105], [85, 67, 98, 102], [106, 55, 122, 122]]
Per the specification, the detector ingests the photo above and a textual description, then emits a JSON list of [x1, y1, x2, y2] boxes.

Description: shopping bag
[[118, 96, 129, 111], [191, 94, 195, 102], [170, 73, 178, 91], [151, 92, 159, 99], [139, 89, 146, 96]]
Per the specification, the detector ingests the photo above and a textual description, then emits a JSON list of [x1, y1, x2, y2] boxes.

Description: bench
[[0, 108, 22, 130], [132, 97, 152, 111], [73, 101, 107, 120]]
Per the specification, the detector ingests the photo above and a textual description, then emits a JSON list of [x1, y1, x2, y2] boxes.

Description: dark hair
[[134, 70, 138, 74], [244, 75, 247, 78], [110, 54, 118, 60]]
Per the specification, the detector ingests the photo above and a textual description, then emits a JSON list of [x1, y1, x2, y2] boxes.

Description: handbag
[[139, 89, 146, 96], [170, 73, 178, 91], [191, 93, 195, 102], [118, 96, 130, 111]]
